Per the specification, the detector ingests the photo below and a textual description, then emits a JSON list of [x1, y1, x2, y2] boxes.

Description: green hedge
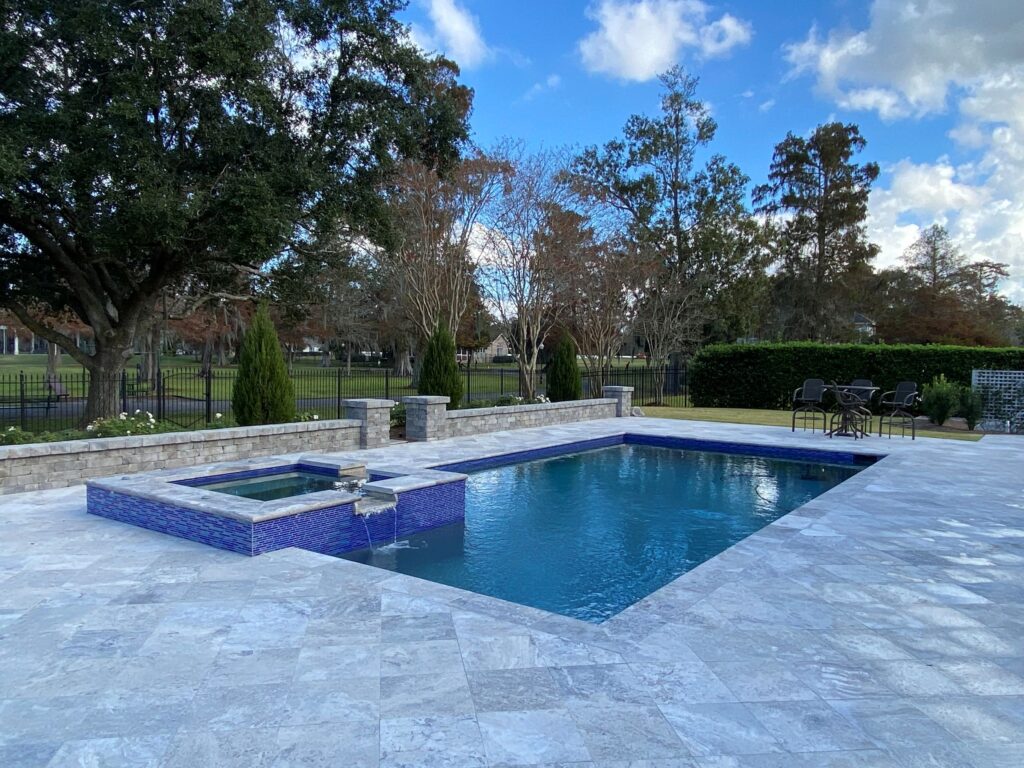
[[689, 342, 1024, 410]]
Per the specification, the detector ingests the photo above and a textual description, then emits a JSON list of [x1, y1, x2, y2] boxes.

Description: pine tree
[[232, 304, 296, 426], [547, 337, 582, 402], [418, 326, 463, 409]]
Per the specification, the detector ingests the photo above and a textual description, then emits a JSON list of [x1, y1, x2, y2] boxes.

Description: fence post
[[384, 369, 390, 400], [204, 370, 213, 425], [500, 369, 504, 396], [120, 370, 128, 415], [19, 371, 26, 431], [156, 367, 164, 422], [465, 365, 471, 404], [336, 367, 342, 419]]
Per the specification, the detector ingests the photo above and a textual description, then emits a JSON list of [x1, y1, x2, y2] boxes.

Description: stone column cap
[[402, 395, 451, 405], [342, 398, 396, 408], [602, 386, 635, 393]]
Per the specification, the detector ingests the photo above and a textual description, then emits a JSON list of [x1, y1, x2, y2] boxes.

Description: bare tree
[[382, 154, 505, 352], [546, 206, 636, 392], [478, 144, 569, 400], [631, 259, 706, 403]]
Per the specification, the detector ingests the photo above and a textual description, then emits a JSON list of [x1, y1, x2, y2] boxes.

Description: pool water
[[200, 471, 340, 502], [342, 444, 862, 622]]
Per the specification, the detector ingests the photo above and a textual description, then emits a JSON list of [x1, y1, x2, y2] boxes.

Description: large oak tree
[[0, 0, 468, 420]]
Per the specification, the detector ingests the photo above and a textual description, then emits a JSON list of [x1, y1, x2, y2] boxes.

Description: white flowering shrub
[[86, 410, 164, 438]]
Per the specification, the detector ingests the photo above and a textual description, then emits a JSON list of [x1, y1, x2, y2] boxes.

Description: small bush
[[921, 374, 961, 426], [959, 388, 984, 431], [86, 410, 167, 438], [232, 303, 296, 426], [390, 403, 407, 428], [492, 354, 516, 364], [546, 337, 582, 402], [419, 326, 464, 409]]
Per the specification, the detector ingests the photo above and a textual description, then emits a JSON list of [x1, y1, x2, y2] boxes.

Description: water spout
[[360, 515, 375, 551]]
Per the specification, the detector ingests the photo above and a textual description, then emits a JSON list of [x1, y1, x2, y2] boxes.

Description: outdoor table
[[825, 384, 879, 438]]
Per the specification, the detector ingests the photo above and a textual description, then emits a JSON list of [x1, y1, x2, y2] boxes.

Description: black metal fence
[[0, 362, 686, 433], [582, 365, 689, 408], [0, 365, 548, 433]]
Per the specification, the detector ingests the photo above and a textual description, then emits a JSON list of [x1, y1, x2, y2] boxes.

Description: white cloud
[[786, 1, 1024, 300], [758, 98, 775, 112], [524, 74, 562, 101], [410, 0, 490, 69], [578, 0, 752, 82], [784, 1, 1024, 120]]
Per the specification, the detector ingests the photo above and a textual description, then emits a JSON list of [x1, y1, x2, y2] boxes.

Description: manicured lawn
[[645, 406, 984, 442]]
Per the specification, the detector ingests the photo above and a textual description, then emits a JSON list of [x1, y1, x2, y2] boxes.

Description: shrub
[[232, 303, 296, 426], [86, 410, 166, 437], [689, 342, 1024, 410], [419, 326, 463, 409], [546, 337, 582, 402], [959, 387, 984, 431], [921, 375, 961, 426], [492, 354, 516, 364]]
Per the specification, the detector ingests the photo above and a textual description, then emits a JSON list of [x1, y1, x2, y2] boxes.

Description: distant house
[[473, 333, 512, 363], [853, 312, 877, 340]]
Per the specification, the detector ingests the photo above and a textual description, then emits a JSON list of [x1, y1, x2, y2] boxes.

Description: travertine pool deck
[[2, 418, 1023, 767]]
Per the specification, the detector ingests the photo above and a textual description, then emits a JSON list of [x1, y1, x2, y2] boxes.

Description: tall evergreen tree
[[754, 122, 880, 341], [232, 304, 295, 426], [568, 66, 761, 373], [418, 326, 463, 409], [546, 336, 582, 402]]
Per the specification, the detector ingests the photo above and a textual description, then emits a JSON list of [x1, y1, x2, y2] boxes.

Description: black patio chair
[[792, 378, 827, 433], [878, 381, 918, 440], [829, 382, 872, 439]]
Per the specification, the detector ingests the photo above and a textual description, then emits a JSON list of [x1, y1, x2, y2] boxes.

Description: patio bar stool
[[878, 381, 918, 440], [792, 378, 827, 433]]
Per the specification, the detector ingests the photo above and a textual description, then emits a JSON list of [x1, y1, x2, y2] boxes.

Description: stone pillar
[[402, 395, 450, 441], [343, 399, 395, 448], [602, 386, 634, 417]]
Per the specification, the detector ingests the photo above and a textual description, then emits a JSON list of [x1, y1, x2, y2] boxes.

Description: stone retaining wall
[[0, 419, 363, 495], [403, 389, 632, 441], [445, 399, 618, 438]]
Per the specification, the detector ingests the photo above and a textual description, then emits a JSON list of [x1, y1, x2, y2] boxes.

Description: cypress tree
[[232, 304, 296, 425], [419, 326, 463, 409], [547, 336, 582, 402]]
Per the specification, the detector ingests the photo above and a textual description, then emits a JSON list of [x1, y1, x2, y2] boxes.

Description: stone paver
[[0, 418, 1022, 766]]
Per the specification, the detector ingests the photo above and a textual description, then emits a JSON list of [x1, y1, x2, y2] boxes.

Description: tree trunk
[[345, 345, 352, 376], [200, 338, 213, 377], [140, 325, 159, 385], [46, 343, 61, 377], [393, 347, 413, 377], [83, 344, 133, 424]]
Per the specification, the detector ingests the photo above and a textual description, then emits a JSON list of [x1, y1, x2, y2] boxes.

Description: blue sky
[[402, 0, 1024, 300]]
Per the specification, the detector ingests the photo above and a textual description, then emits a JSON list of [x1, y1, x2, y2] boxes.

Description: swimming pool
[[343, 443, 864, 622]]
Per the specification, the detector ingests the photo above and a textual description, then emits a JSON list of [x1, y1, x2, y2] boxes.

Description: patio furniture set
[[792, 379, 919, 439]]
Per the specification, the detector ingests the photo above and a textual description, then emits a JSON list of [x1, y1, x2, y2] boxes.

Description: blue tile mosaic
[[89, 474, 466, 558], [436, 433, 879, 476]]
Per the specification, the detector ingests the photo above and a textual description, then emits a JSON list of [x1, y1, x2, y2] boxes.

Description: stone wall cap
[[402, 395, 450, 404], [602, 386, 635, 393], [342, 398, 396, 408], [0, 419, 361, 459]]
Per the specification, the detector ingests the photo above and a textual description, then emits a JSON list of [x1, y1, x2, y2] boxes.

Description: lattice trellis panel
[[972, 369, 1024, 433]]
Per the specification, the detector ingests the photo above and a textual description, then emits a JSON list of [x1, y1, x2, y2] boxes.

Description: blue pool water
[[342, 444, 862, 622]]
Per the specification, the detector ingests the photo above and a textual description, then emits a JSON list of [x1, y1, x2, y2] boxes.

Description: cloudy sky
[[402, 0, 1024, 300]]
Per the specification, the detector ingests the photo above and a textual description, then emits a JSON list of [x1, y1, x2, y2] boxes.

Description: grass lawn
[[645, 406, 984, 442]]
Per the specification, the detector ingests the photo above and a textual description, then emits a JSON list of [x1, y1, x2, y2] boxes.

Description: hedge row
[[689, 342, 1024, 410]]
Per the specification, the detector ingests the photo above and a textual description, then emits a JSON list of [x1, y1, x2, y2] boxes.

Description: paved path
[[1, 418, 1023, 767]]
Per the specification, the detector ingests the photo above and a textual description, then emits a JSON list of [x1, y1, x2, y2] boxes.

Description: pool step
[[354, 496, 397, 517]]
